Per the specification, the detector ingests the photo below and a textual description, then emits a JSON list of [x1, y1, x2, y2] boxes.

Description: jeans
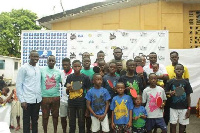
[[22, 102, 41, 133], [68, 106, 86, 133]]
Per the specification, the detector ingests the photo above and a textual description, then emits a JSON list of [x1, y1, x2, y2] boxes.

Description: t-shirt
[[133, 106, 147, 128], [102, 74, 119, 99], [81, 68, 94, 80], [65, 73, 91, 107], [85, 87, 111, 115], [110, 95, 134, 125], [165, 79, 193, 109], [41, 66, 61, 97], [119, 75, 143, 95], [60, 68, 73, 103], [166, 65, 189, 80], [144, 64, 168, 78], [142, 86, 167, 118]]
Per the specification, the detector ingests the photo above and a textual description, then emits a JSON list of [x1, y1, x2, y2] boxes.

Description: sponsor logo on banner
[[70, 52, 76, 59], [89, 40, 94, 44], [70, 33, 76, 40], [77, 40, 83, 43], [111, 46, 117, 49], [140, 46, 147, 51], [97, 34, 102, 37], [158, 32, 165, 37], [88, 34, 92, 37], [38, 50, 52, 58], [121, 46, 128, 50], [121, 32, 129, 37], [149, 39, 156, 43], [122, 56, 128, 60], [140, 32, 147, 37], [158, 46, 165, 51], [110, 33, 116, 40], [90, 53, 94, 56], [71, 46, 76, 50], [130, 39, 137, 43], [158, 56, 165, 61], [78, 34, 83, 37]]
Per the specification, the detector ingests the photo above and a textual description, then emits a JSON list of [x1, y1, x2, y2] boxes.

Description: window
[[14, 62, 18, 70], [189, 11, 200, 48], [0, 60, 5, 69]]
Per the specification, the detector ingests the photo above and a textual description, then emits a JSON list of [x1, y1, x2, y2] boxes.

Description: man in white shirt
[[16, 50, 41, 133], [143, 52, 168, 81]]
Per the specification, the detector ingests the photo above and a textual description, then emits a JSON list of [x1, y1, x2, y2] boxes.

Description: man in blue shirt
[[16, 50, 41, 133]]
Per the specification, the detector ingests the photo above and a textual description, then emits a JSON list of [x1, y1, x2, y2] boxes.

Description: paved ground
[[6, 86, 200, 133]]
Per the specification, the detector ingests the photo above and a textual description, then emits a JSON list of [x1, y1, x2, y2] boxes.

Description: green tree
[[0, 9, 42, 57]]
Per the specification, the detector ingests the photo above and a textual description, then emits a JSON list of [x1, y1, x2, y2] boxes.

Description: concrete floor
[[6, 86, 200, 133]]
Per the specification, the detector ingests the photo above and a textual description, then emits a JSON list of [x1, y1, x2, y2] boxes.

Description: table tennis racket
[[107, 80, 114, 88], [156, 97, 163, 107], [130, 88, 137, 98], [136, 66, 144, 74], [175, 86, 185, 96], [72, 81, 82, 90], [93, 66, 100, 73]]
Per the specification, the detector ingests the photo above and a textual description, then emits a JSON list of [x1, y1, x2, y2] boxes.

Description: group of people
[[1, 47, 192, 133]]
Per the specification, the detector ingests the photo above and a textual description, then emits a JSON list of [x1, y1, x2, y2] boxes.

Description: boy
[[66, 60, 91, 133], [85, 73, 111, 133], [81, 57, 94, 80], [115, 61, 123, 77], [110, 82, 133, 132], [132, 95, 147, 133], [142, 73, 167, 133], [165, 64, 193, 133], [60, 58, 73, 133], [103, 62, 119, 99], [119, 59, 143, 95], [152, 63, 164, 88]]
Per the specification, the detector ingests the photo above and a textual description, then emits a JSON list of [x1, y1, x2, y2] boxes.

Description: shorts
[[170, 108, 189, 125], [60, 101, 68, 117], [132, 126, 146, 133], [91, 114, 109, 132], [41, 97, 60, 118], [114, 124, 131, 133], [146, 118, 167, 132]]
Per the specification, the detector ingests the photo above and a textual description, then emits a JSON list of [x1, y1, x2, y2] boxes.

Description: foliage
[[0, 9, 42, 57]]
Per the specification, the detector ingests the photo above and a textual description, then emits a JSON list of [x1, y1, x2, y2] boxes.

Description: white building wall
[[0, 56, 20, 84]]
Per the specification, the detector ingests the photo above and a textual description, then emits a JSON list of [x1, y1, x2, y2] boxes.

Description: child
[[85, 73, 111, 133], [110, 82, 133, 133], [81, 57, 94, 80], [115, 61, 123, 77], [66, 60, 91, 133], [97, 59, 107, 77], [80, 57, 94, 133], [132, 95, 147, 133], [142, 73, 167, 133], [119, 59, 143, 95], [152, 63, 164, 88], [103, 62, 119, 99], [165, 64, 193, 133]]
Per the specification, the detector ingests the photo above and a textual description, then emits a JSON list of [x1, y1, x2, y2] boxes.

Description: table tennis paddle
[[93, 66, 100, 73], [175, 86, 185, 96], [130, 88, 137, 98], [136, 66, 144, 74], [156, 97, 163, 108], [72, 81, 82, 90], [107, 80, 114, 88]]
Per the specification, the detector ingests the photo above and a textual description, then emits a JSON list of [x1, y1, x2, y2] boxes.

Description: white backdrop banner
[[67, 30, 168, 64]]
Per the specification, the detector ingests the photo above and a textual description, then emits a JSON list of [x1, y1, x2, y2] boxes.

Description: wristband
[[188, 107, 191, 110]]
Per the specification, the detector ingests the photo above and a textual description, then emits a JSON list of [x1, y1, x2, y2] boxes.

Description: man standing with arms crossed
[[16, 50, 41, 133]]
